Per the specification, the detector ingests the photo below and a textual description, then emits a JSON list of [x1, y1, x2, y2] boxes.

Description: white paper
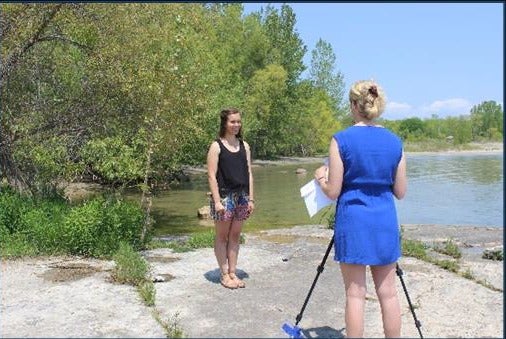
[[300, 179, 335, 218]]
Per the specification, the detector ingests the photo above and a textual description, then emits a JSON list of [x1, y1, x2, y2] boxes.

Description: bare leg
[[214, 220, 232, 274], [214, 221, 239, 288], [340, 263, 367, 338], [371, 263, 401, 338], [227, 219, 245, 287]]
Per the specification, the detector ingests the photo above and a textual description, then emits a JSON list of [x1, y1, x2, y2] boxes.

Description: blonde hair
[[349, 80, 386, 119]]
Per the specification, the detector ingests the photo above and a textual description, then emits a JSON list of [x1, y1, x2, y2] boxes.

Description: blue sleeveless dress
[[333, 126, 403, 265]]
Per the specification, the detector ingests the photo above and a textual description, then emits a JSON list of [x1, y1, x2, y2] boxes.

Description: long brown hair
[[218, 108, 242, 138]]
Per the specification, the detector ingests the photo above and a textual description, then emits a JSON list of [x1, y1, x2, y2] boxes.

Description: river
[[142, 152, 503, 237]]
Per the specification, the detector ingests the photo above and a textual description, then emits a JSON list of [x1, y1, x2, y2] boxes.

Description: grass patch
[[402, 236, 502, 292], [153, 310, 185, 338], [138, 280, 156, 307], [111, 242, 149, 286], [402, 238, 428, 260], [460, 268, 475, 280], [433, 239, 462, 259], [432, 259, 460, 273]]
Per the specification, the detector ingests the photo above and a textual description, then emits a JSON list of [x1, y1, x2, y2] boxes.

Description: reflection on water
[[145, 153, 503, 236]]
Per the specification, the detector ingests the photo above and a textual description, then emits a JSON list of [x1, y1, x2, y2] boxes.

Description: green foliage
[[0, 233, 39, 258], [433, 259, 460, 272], [138, 280, 156, 307], [401, 238, 428, 260], [470, 101, 503, 140], [433, 239, 462, 259], [398, 118, 425, 141], [111, 241, 149, 286], [0, 186, 147, 258], [153, 311, 185, 338], [309, 38, 346, 116], [61, 196, 145, 257], [0, 186, 33, 234], [80, 136, 146, 183], [19, 201, 68, 254], [1, 2, 502, 196]]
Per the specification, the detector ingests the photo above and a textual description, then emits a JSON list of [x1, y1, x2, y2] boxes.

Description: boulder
[[197, 205, 211, 219]]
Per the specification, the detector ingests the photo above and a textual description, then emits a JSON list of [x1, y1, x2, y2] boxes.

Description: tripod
[[283, 237, 424, 339]]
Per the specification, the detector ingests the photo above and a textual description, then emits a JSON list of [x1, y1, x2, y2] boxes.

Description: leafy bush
[[62, 196, 145, 257], [20, 202, 68, 255], [1, 186, 146, 258], [0, 186, 33, 234]]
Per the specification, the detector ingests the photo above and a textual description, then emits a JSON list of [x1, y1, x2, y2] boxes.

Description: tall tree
[[470, 101, 503, 140], [309, 38, 346, 119], [261, 4, 307, 88]]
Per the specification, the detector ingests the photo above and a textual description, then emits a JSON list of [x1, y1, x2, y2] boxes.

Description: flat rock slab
[[1, 224, 503, 338]]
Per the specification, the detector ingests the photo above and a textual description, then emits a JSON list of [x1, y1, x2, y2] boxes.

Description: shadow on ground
[[302, 326, 345, 338], [203, 268, 250, 284]]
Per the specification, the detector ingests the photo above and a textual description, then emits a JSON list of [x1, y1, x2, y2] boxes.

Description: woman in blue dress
[[315, 80, 407, 338]]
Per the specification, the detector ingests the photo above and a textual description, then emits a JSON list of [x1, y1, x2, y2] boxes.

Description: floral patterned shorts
[[210, 191, 251, 222]]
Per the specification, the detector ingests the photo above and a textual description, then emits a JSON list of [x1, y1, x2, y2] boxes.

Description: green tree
[[309, 38, 346, 119], [0, 3, 97, 195], [261, 4, 307, 88], [398, 117, 425, 141], [244, 64, 289, 158], [470, 101, 503, 140]]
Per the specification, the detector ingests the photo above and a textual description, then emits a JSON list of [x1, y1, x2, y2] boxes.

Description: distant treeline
[[1, 3, 503, 196], [381, 101, 503, 144]]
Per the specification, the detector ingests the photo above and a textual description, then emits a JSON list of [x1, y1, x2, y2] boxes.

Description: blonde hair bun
[[349, 80, 386, 119]]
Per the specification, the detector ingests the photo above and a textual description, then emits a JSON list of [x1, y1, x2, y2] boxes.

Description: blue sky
[[242, 2, 504, 120]]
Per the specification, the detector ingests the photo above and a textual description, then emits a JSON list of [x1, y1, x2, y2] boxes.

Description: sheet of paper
[[300, 179, 335, 218]]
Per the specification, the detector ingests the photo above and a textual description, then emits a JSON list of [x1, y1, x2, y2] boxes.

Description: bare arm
[[315, 137, 343, 201], [244, 141, 255, 211], [392, 151, 407, 200], [206, 141, 222, 207]]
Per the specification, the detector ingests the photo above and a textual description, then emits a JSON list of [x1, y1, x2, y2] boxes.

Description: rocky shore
[[1, 223, 503, 338]]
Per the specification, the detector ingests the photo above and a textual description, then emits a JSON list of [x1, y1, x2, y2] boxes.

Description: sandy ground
[[1, 224, 503, 338]]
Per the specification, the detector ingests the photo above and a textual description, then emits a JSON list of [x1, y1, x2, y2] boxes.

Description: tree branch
[[0, 4, 63, 87]]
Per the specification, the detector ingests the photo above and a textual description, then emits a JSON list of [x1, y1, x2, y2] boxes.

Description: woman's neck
[[353, 119, 377, 127], [221, 134, 238, 144]]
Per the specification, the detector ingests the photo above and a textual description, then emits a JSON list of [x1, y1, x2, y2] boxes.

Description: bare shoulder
[[208, 140, 221, 156]]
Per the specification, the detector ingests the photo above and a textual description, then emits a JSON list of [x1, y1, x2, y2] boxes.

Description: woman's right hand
[[214, 201, 225, 214]]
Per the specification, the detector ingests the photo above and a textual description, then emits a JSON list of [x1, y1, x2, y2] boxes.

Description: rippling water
[[396, 153, 503, 227], [146, 153, 503, 236]]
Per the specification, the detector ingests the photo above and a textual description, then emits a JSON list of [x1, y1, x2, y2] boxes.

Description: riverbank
[[183, 141, 503, 173], [1, 223, 502, 338]]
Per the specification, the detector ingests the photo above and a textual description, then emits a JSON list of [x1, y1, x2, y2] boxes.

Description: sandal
[[229, 272, 246, 288], [220, 273, 238, 289]]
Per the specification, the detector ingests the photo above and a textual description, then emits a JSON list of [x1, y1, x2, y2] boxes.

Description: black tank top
[[216, 138, 249, 198]]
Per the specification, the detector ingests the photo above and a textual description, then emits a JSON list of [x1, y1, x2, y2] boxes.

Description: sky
[[242, 2, 504, 120]]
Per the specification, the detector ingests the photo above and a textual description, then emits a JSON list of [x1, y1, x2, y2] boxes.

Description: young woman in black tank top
[[207, 108, 255, 289]]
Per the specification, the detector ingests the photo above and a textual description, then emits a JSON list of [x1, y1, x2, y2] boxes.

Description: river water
[[146, 152, 503, 236]]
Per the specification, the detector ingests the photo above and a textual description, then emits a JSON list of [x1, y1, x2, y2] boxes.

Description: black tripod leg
[[295, 237, 334, 326], [396, 263, 424, 339]]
